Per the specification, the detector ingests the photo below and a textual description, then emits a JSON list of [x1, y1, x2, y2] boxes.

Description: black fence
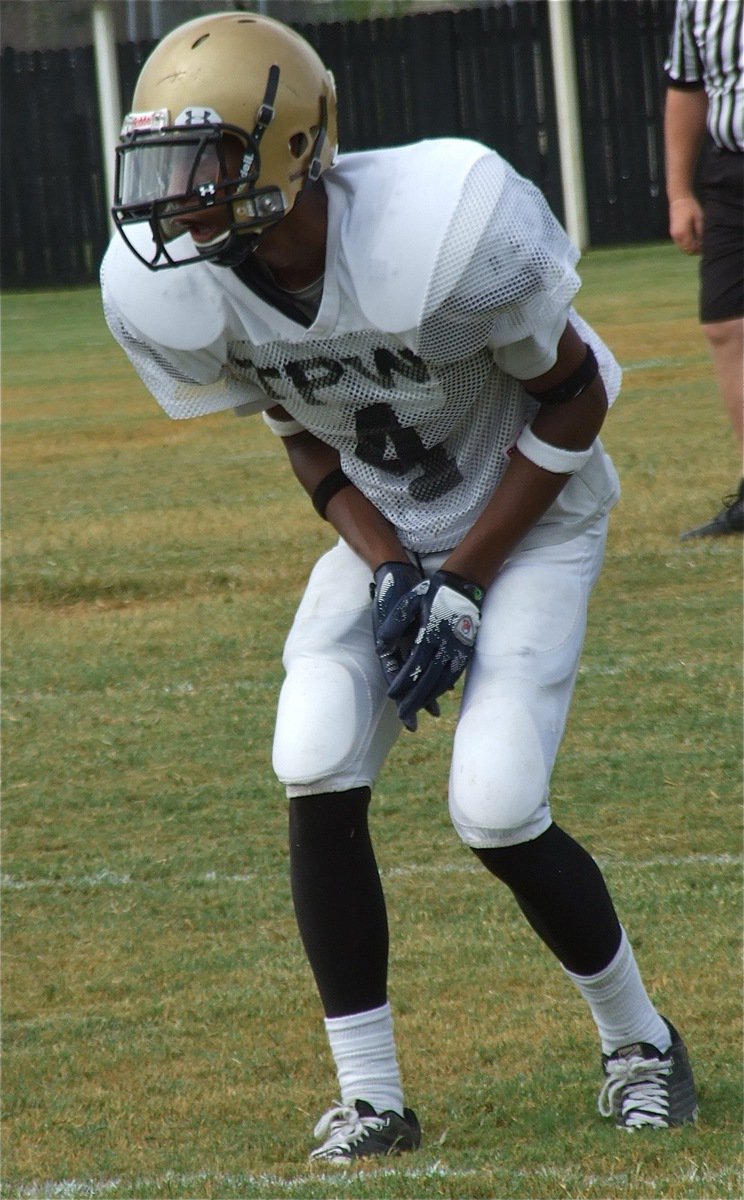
[[574, 0, 674, 245], [2, 42, 109, 285], [1, 0, 676, 289]]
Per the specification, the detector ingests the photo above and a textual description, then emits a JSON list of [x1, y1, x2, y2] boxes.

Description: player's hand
[[377, 570, 484, 728], [370, 561, 440, 732]]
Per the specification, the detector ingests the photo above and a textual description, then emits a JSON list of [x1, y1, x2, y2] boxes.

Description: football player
[[101, 10, 698, 1162]]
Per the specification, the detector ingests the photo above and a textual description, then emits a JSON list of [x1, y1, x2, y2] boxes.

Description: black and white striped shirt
[[665, 0, 744, 151]]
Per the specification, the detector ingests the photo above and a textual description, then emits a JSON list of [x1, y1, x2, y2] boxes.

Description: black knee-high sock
[[473, 823, 622, 975], [289, 787, 388, 1018]]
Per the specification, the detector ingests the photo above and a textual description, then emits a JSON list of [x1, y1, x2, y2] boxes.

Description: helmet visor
[[115, 128, 253, 238]]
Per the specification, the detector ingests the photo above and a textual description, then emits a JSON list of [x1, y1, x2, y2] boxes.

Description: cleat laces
[[598, 1051, 673, 1128], [311, 1103, 386, 1160]]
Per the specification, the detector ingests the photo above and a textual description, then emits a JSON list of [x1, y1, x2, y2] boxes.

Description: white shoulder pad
[[330, 139, 497, 333], [100, 226, 228, 351]]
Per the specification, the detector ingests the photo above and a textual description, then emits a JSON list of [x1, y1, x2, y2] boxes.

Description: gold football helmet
[[112, 11, 338, 269]]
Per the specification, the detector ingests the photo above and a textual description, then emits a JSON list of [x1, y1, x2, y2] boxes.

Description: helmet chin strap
[[202, 227, 262, 267]]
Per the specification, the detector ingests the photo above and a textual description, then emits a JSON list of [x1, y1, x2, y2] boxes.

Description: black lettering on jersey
[[340, 347, 430, 389], [229, 345, 429, 404], [230, 353, 284, 401], [284, 357, 343, 404], [255, 365, 283, 397], [354, 403, 462, 502]]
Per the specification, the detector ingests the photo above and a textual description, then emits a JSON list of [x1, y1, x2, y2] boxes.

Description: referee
[[665, 0, 743, 539]]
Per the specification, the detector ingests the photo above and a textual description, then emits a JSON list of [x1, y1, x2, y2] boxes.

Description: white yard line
[[6, 1164, 480, 1200], [9, 1160, 738, 1200], [1, 853, 739, 893]]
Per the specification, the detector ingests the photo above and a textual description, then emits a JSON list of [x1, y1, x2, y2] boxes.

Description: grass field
[[2, 242, 742, 1200]]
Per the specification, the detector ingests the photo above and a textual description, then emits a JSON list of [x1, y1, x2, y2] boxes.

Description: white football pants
[[272, 516, 608, 847]]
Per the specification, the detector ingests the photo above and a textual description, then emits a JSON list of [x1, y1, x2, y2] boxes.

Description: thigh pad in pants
[[272, 541, 401, 796], [448, 519, 607, 848]]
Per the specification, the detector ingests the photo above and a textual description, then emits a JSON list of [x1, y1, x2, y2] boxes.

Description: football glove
[[377, 570, 484, 727], [370, 561, 440, 731]]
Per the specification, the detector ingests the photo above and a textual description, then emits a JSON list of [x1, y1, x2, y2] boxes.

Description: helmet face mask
[[113, 119, 288, 269], [111, 12, 338, 270]]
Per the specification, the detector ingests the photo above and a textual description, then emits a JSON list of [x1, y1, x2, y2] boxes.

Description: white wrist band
[[515, 424, 594, 474], [262, 410, 306, 437]]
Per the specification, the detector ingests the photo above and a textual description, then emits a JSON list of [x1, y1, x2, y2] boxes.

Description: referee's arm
[[664, 82, 708, 254]]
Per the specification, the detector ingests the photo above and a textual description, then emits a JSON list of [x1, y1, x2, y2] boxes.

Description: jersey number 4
[[354, 403, 463, 502]]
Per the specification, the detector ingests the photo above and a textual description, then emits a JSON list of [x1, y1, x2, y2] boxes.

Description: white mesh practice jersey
[[101, 138, 621, 554]]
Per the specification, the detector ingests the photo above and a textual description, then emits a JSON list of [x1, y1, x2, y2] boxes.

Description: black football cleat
[[598, 1019, 698, 1129], [310, 1099, 422, 1163]]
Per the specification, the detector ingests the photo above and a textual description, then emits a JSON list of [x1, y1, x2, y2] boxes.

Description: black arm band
[[312, 468, 352, 519], [525, 343, 599, 406]]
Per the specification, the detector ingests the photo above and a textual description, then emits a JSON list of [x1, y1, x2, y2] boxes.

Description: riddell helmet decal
[[120, 109, 170, 136]]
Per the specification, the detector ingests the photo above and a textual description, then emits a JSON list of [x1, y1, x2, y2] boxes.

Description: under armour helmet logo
[[175, 106, 223, 127]]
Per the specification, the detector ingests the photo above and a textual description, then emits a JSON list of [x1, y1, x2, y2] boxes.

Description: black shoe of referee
[[680, 478, 744, 539]]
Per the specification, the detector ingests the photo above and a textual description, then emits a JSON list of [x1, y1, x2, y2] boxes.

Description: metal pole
[[548, 0, 589, 250], [150, 0, 163, 40], [126, 0, 137, 43], [92, 2, 122, 238]]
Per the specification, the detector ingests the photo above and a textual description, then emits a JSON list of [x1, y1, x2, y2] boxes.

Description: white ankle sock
[[324, 1002, 404, 1116], [563, 927, 671, 1055]]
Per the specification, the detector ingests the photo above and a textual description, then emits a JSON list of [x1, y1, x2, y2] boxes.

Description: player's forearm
[[664, 86, 708, 201], [440, 456, 569, 588], [282, 429, 408, 569], [324, 486, 410, 569], [442, 379, 608, 589]]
